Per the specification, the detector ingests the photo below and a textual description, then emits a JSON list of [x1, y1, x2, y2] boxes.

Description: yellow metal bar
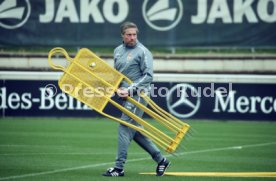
[[109, 98, 174, 144], [100, 112, 168, 151], [146, 98, 183, 128], [127, 96, 180, 134], [144, 95, 187, 127], [48, 47, 72, 71], [140, 172, 276, 177], [166, 124, 190, 153], [146, 96, 183, 127]]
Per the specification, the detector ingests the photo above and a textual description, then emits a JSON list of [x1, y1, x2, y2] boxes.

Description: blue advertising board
[[1, 79, 276, 120], [0, 0, 275, 47]]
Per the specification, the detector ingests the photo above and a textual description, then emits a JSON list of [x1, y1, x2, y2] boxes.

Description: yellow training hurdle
[[48, 47, 190, 153]]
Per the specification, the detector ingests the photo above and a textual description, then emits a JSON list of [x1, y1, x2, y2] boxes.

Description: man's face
[[122, 28, 137, 47]]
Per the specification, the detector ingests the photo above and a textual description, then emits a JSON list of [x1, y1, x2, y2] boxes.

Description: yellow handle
[[48, 47, 72, 71]]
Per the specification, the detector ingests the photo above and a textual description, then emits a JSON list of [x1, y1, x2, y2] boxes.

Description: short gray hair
[[120, 22, 139, 35]]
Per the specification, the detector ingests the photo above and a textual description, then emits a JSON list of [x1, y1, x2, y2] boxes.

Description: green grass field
[[0, 117, 275, 181]]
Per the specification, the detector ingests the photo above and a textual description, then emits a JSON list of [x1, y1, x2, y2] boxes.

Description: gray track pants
[[115, 95, 164, 169]]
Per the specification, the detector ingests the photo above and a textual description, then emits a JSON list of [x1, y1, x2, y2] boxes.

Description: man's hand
[[116, 88, 129, 98]]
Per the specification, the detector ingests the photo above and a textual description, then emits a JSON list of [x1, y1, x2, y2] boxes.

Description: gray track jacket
[[114, 41, 153, 94]]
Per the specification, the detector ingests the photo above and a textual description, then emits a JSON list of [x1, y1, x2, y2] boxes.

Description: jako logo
[[142, 0, 183, 31], [0, 0, 31, 29]]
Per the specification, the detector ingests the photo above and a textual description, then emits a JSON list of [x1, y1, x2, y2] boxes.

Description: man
[[102, 22, 170, 177]]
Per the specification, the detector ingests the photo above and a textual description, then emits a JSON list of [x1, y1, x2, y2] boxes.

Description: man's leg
[[131, 95, 171, 176], [130, 95, 165, 163], [133, 132, 164, 163], [115, 99, 138, 169], [115, 123, 135, 169], [103, 100, 137, 176], [134, 132, 171, 176]]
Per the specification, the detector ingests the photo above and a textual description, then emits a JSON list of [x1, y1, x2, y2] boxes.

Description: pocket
[[125, 101, 134, 111]]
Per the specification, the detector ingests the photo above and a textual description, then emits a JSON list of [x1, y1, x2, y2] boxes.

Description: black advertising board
[[1, 80, 276, 120], [0, 0, 275, 47]]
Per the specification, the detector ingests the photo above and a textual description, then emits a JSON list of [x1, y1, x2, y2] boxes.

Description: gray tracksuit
[[114, 41, 164, 169]]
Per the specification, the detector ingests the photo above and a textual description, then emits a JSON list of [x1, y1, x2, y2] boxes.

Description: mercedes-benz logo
[[142, 0, 183, 31], [166, 83, 200, 119], [0, 0, 31, 29]]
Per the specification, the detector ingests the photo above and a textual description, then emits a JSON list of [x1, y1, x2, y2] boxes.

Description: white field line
[[0, 141, 275, 181], [0, 152, 147, 156], [0, 144, 73, 149], [173, 141, 276, 157]]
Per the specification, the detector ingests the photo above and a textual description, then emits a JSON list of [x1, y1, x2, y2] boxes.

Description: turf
[[0, 117, 275, 181]]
